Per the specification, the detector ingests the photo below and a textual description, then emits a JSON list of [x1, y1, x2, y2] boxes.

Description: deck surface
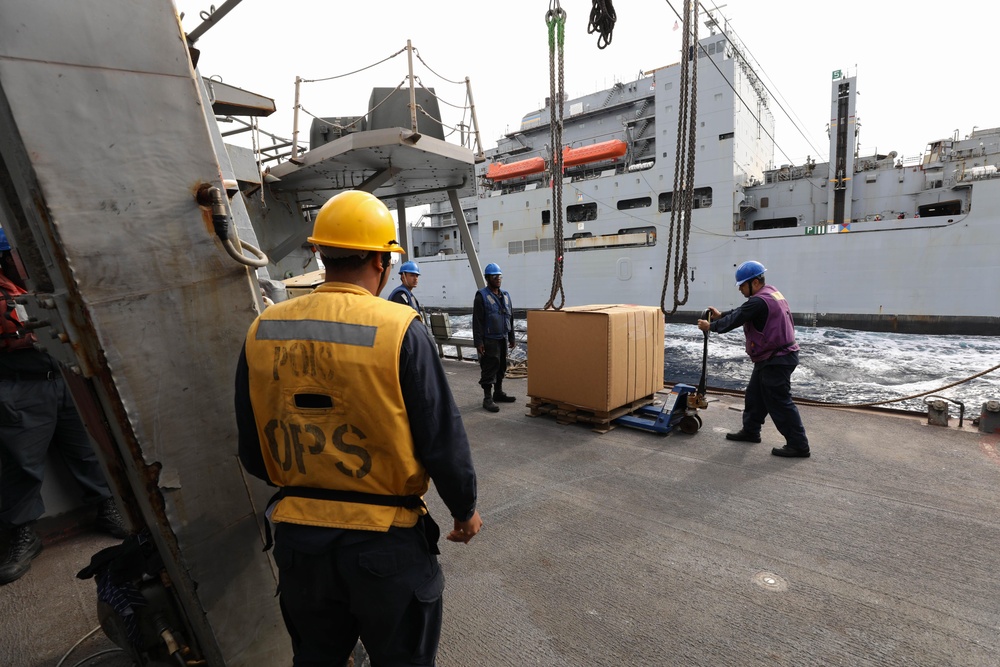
[[3, 358, 999, 666]]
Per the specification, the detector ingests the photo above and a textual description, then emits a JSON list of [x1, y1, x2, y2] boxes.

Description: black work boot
[[493, 380, 516, 403], [771, 445, 810, 458], [725, 430, 761, 443], [482, 385, 499, 412], [95, 498, 129, 539], [0, 524, 43, 585]]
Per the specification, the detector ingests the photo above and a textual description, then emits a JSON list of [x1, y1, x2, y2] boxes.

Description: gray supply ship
[[388, 18, 999, 335]]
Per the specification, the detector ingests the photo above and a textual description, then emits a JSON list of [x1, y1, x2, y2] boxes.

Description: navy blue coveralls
[[388, 284, 423, 318], [472, 286, 514, 396]]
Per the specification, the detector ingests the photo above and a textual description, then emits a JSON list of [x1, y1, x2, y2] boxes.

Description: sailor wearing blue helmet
[[472, 263, 516, 412], [697, 261, 811, 458], [387, 260, 423, 316]]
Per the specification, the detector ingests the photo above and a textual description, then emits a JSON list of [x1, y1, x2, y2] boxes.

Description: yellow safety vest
[[244, 282, 426, 531]]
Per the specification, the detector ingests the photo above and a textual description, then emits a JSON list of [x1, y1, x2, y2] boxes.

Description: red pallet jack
[[614, 311, 711, 435]]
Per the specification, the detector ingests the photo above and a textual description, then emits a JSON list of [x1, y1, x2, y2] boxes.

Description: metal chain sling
[[660, 0, 699, 315], [544, 3, 567, 311]]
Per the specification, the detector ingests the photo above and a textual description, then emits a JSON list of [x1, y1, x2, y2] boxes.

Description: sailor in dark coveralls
[[388, 260, 424, 318], [472, 263, 516, 413], [697, 261, 811, 458]]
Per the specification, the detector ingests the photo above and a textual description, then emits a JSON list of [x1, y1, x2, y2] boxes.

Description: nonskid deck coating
[[3, 358, 998, 666]]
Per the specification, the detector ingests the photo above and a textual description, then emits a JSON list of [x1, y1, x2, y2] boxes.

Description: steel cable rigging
[[543, 2, 567, 311], [660, 0, 698, 316]]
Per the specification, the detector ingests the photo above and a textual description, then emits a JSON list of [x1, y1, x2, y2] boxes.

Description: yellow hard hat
[[308, 191, 404, 253]]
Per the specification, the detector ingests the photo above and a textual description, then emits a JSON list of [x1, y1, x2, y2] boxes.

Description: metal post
[[406, 40, 418, 132], [465, 77, 485, 161], [291, 76, 302, 159], [291, 76, 302, 160], [396, 198, 409, 256], [449, 189, 485, 289]]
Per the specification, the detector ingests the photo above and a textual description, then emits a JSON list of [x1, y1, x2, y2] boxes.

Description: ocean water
[[444, 315, 1000, 418]]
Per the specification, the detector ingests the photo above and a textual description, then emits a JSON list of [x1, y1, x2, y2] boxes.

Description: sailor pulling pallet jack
[[697, 261, 812, 458]]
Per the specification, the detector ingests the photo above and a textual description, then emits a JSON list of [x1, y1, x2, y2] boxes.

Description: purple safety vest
[[743, 284, 800, 362]]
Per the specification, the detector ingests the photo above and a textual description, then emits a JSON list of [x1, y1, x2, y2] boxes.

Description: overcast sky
[[175, 0, 998, 168]]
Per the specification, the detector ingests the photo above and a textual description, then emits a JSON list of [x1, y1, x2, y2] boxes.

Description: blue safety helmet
[[399, 260, 420, 275], [484, 262, 502, 276], [0, 229, 9, 252], [734, 260, 766, 287]]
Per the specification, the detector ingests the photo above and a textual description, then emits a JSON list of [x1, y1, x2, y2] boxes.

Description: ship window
[[658, 192, 673, 212], [719, 131, 734, 140], [567, 202, 598, 222], [665, 82, 672, 90], [618, 196, 652, 210], [618, 225, 657, 243], [493, 220, 501, 231], [917, 200, 962, 217], [715, 93, 723, 102], [542, 210, 551, 225], [693, 186, 713, 209], [570, 232, 593, 239], [509, 240, 523, 255], [540, 237, 555, 251], [524, 239, 539, 253], [708, 43, 716, 55], [752, 217, 797, 230], [760, 197, 769, 208]]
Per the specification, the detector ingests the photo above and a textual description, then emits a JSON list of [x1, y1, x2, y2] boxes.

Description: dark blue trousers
[[742, 360, 809, 449], [274, 523, 444, 667], [0, 376, 111, 527], [478, 338, 508, 391]]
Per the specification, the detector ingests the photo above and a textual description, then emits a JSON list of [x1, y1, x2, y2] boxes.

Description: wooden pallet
[[526, 394, 657, 433]]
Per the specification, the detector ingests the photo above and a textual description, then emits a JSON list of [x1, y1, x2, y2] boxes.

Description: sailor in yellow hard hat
[[235, 190, 482, 665]]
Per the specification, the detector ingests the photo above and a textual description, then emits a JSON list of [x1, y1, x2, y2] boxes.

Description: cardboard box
[[527, 305, 664, 413]]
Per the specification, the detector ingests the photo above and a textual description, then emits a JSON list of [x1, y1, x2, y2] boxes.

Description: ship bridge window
[[617, 196, 652, 210], [752, 217, 798, 230], [567, 202, 598, 222], [619, 225, 656, 236], [658, 187, 712, 212], [917, 200, 962, 217]]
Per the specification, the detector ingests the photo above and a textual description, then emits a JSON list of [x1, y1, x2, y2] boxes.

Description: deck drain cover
[[752, 571, 788, 591]]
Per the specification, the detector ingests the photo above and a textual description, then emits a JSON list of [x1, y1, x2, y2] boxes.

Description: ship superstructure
[[397, 22, 999, 334]]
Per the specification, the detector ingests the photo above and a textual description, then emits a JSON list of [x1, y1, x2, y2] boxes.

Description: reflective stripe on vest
[[245, 282, 426, 531]]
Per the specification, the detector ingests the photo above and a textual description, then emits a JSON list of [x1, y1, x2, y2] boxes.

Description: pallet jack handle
[[697, 309, 711, 397]]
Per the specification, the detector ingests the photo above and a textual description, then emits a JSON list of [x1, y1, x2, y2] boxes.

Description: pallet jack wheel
[[678, 415, 701, 434], [694, 414, 703, 428]]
